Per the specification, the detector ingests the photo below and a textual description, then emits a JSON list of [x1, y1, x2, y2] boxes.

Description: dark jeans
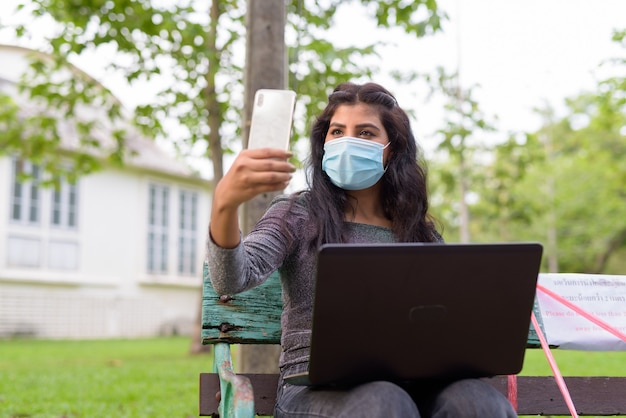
[[275, 372, 517, 418]]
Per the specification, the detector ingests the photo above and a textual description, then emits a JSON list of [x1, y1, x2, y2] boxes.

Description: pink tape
[[531, 312, 579, 418], [506, 374, 518, 412]]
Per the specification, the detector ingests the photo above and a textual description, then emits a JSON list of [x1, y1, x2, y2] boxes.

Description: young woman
[[207, 82, 516, 417]]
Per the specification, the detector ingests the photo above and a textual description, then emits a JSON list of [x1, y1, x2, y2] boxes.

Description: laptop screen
[[303, 242, 543, 386]]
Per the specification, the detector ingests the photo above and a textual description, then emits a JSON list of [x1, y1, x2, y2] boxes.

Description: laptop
[[284, 242, 543, 387]]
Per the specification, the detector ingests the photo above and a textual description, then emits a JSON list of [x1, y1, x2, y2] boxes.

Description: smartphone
[[247, 89, 297, 150]]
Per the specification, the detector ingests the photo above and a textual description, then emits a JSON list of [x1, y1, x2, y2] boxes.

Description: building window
[[51, 179, 78, 229], [10, 158, 41, 224], [178, 190, 197, 275], [48, 240, 79, 270], [148, 184, 169, 274], [7, 235, 41, 267]]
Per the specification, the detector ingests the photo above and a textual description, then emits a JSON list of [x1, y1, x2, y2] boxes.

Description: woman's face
[[324, 103, 391, 164]]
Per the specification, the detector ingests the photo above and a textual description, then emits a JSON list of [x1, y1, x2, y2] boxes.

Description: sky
[[1, 0, 626, 178]]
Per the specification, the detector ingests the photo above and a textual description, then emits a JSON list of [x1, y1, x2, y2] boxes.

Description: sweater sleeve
[[206, 194, 306, 295]]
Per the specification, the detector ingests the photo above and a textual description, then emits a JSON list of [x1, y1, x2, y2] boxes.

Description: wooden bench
[[199, 263, 626, 416]]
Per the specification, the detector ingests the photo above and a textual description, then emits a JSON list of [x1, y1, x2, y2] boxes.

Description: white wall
[[79, 169, 145, 285], [0, 160, 211, 339], [0, 281, 200, 338]]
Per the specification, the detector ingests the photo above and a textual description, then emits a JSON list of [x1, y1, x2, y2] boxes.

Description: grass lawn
[[0, 337, 624, 417], [0, 337, 212, 418], [521, 347, 626, 376]]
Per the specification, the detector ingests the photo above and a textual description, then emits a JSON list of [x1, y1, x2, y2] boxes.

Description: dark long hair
[[302, 81, 438, 248]]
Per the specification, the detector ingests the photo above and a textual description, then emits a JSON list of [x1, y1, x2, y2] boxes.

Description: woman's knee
[[344, 381, 420, 418], [431, 379, 516, 418], [275, 380, 420, 418]]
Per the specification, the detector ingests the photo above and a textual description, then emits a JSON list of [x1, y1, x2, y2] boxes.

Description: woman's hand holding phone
[[216, 148, 294, 209], [209, 148, 294, 248]]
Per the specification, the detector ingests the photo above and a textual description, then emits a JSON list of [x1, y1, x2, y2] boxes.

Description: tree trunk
[[238, 0, 287, 373], [458, 153, 471, 243], [592, 227, 626, 274], [189, 0, 223, 355], [542, 129, 559, 273]]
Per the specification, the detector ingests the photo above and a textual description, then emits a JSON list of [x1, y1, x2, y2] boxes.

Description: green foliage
[[424, 66, 497, 241], [358, 0, 445, 36], [426, 34, 626, 273], [0, 51, 127, 184], [470, 133, 545, 239], [435, 87, 626, 274]]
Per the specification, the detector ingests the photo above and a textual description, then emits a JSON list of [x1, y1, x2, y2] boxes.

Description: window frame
[[178, 189, 198, 276], [51, 178, 79, 229], [10, 158, 41, 225], [147, 183, 170, 274]]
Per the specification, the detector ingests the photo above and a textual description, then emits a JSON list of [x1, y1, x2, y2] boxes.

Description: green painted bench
[[199, 263, 626, 416]]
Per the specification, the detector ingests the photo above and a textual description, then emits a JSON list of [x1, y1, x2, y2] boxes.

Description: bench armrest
[[213, 343, 255, 418]]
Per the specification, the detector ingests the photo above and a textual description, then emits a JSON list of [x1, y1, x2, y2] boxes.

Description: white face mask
[[321, 137, 390, 190]]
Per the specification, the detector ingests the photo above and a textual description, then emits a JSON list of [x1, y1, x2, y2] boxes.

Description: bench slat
[[489, 376, 626, 416], [200, 374, 626, 416], [202, 269, 282, 345]]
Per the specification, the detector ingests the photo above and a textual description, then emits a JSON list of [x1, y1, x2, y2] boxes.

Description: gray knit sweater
[[207, 194, 397, 373]]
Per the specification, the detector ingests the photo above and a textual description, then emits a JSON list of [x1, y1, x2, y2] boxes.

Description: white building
[[0, 45, 212, 339]]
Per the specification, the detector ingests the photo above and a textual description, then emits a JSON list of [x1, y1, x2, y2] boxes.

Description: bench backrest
[[201, 261, 543, 346], [202, 262, 282, 345]]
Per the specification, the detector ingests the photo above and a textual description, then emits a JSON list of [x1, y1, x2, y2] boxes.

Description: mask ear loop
[[382, 142, 391, 172]]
